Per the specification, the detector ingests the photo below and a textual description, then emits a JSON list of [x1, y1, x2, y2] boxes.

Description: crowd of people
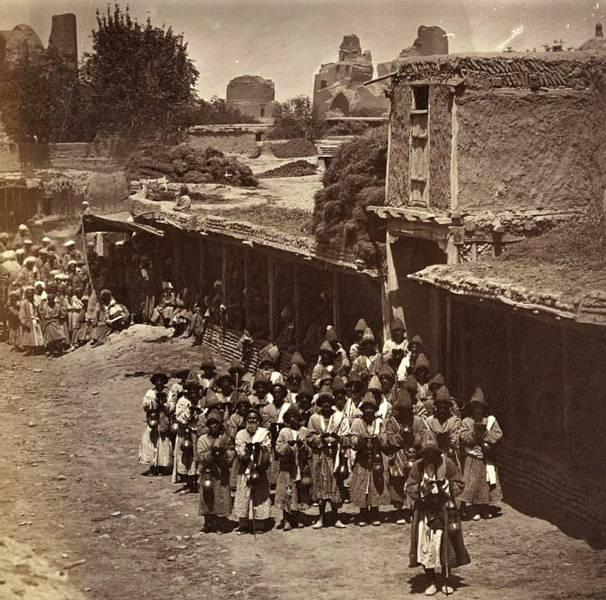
[[139, 320, 504, 597], [0, 223, 131, 356], [1, 223, 505, 595]]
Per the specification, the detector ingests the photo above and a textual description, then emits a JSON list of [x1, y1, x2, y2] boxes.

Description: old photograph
[[0, 0, 605, 598]]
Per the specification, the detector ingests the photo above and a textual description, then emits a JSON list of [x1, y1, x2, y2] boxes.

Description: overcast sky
[[1, 0, 603, 100]]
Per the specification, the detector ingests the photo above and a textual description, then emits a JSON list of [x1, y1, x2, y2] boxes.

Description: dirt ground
[[1, 325, 605, 600]]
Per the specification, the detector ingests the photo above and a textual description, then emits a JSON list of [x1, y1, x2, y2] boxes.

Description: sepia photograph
[[0, 0, 605, 598]]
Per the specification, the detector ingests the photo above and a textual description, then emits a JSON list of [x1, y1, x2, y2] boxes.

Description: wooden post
[[505, 309, 515, 435], [429, 287, 441, 372], [243, 249, 251, 330], [267, 253, 276, 340], [294, 262, 302, 347], [221, 242, 228, 299], [384, 231, 404, 333], [198, 238, 206, 285], [561, 326, 573, 464], [459, 301, 468, 398], [332, 270, 341, 333], [445, 294, 452, 382]]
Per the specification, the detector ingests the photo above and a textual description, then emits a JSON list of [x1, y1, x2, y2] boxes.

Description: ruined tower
[[48, 13, 78, 68]]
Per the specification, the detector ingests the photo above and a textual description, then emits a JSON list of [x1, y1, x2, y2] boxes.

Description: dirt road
[[1, 325, 605, 600]]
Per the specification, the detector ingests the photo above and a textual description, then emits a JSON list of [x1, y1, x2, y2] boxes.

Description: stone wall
[[386, 85, 411, 207]]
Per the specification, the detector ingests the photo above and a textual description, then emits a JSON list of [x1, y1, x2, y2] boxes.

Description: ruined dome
[[0, 24, 44, 68], [226, 75, 275, 103], [579, 23, 606, 52]]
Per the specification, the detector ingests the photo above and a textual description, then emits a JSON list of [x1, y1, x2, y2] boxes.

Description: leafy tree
[[268, 96, 324, 141], [79, 4, 199, 138]]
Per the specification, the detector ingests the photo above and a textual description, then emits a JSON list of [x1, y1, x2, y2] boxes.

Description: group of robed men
[[1, 224, 131, 355], [137, 317, 504, 596]]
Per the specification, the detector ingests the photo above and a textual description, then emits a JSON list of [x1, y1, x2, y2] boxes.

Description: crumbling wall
[[428, 85, 452, 211], [386, 84, 411, 206], [456, 88, 601, 213]]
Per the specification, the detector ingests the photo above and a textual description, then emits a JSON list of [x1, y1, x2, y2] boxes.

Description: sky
[[1, 0, 604, 100]]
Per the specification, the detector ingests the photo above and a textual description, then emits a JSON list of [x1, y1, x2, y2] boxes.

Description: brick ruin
[[0, 12, 77, 71], [313, 27, 449, 119], [312, 34, 388, 118]]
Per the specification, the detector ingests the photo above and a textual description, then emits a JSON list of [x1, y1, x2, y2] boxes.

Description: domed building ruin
[[225, 75, 278, 123]]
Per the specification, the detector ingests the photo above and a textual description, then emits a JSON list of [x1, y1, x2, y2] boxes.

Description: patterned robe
[[381, 416, 426, 505], [458, 416, 503, 505], [138, 389, 173, 468], [274, 426, 309, 512], [426, 415, 462, 465], [233, 427, 272, 520], [172, 397, 198, 480], [197, 432, 235, 517], [307, 411, 350, 504], [349, 417, 391, 508], [19, 299, 44, 348], [406, 457, 470, 570]]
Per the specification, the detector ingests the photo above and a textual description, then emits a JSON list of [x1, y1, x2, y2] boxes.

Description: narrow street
[[1, 326, 605, 600]]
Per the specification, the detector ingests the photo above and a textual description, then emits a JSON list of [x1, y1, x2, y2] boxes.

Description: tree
[[268, 96, 324, 141], [79, 4, 199, 138], [179, 97, 256, 127]]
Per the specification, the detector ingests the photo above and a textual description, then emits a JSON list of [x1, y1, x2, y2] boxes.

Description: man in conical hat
[[458, 387, 503, 520], [324, 325, 349, 368], [425, 386, 462, 466], [312, 339, 344, 382], [405, 430, 469, 596], [351, 327, 381, 380], [349, 317, 369, 362], [294, 378, 314, 426], [383, 388, 426, 524], [248, 371, 273, 407], [307, 384, 349, 529], [286, 363, 303, 402], [413, 353, 431, 402], [349, 393, 390, 526]]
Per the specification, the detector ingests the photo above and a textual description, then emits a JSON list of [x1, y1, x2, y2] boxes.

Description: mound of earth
[[125, 143, 258, 187], [271, 138, 316, 158], [257, 160, 317, 178]]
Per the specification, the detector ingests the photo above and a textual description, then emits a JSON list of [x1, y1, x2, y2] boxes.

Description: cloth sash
[[485, 415, 497, 485]]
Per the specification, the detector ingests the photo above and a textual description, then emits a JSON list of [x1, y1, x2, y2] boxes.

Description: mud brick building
[[369, 50, 606, 541]]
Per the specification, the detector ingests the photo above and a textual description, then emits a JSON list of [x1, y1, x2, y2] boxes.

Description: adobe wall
[[386, 84, 412, 207], [187, 131, 257, 155], [0, 142, 121, 173], [456, 88, 601, 213]]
